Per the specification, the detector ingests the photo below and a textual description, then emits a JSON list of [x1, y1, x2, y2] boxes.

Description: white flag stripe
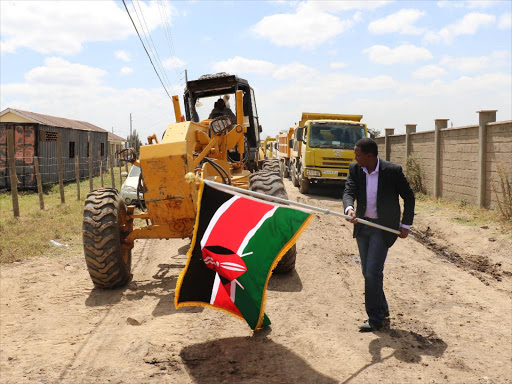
[[201, 196, 239, 248], [210, 273, 221, 305], [236, 207, 278, 256], [230, 279, 236, 302]]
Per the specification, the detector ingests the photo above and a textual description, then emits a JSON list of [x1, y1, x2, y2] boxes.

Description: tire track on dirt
[[57, 238, 151, 383]]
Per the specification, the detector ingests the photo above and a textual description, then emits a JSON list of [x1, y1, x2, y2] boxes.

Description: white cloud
[[251, 2, 355, 48], [425, 12, 495, 44], [1, 58, 182, 140], [440, 50, 511, 73], [273, 63, 316, 80], [115, 50, 131, 62], [437, 1, 496, 9], [363, 44, 433, 65], [0, 0, 166, 55], [213, 56, 276, 75], [498, 13, 512, 29], [163, 57, 186, 69], [412, 65, 447, 78], [310, 1, 393, 12], [369, 9, 426, 35], [330, 62, 348, 69], [120, 67, 133, 75], [24, 57, 106, 87]]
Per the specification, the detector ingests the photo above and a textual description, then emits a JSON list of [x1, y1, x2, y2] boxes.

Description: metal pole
[[203, 180, 401, 235], [7, 128, 19, 218]]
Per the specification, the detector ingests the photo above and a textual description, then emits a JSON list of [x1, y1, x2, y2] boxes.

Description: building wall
[[410, 131, 435, 195], [0, 123, 108, 190], [375, 120, 511, 209], [485, 121, 512, 208]]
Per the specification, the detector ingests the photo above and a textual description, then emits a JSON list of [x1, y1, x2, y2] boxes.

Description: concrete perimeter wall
[[375, 115, 511, 209]]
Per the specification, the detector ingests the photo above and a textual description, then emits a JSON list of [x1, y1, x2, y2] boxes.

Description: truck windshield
[[308, 123, 365, 149]]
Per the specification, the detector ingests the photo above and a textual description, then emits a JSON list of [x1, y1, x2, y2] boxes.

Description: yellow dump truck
[[290, 112, 367, 194], [276, 127, 294, 178], [263, 136, 276, 159]]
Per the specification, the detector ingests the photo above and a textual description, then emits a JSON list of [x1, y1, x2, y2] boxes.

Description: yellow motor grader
[[82, 73, 294, 289]]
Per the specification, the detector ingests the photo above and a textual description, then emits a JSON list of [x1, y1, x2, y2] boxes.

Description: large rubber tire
[[283, 162, 290, 179], [249, 171, 296, 273], [291, 163, 299, 187], [83, 188, 132, 289], [299, 175, 310, 194]]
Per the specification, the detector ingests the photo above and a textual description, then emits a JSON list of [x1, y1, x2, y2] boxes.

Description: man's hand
[[399, 227, 409, 239], [345, 209, 358, 224]]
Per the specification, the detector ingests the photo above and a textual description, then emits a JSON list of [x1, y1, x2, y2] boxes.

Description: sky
[[1, 0, 511, 141]]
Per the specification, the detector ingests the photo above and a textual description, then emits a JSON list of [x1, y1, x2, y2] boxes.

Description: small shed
[[0, 108, 125, 190]]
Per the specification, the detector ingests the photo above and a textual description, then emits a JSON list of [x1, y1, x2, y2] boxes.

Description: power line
[[121, 0, 172, 100], [131, 0, 173, 91], [157, 0, 181, 85]]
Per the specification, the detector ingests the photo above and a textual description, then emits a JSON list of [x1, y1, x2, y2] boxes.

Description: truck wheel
[[291, 164, 299, 187], [249, 171, 296, 273], [283, 163, 290, 179], [83, 188, 133, 289], [299, 175, 310, 194]]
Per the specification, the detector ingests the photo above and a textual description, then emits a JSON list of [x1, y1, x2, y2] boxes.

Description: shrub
[[405, 154, 424, 193], [492, 162, 512, 221]]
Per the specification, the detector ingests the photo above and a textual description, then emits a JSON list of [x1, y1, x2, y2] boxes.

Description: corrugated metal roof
[[0, 108, 126, 142]]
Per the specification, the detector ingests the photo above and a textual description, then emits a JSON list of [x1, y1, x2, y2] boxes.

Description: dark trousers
[[356, 224, 389, 323]]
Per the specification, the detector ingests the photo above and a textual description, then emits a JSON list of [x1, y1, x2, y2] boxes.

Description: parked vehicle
[[290, 112, 367, 194], [121, 165, 143, 206]]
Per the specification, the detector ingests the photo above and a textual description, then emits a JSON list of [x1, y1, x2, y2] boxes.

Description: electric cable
[[132, 0, 173, 91], [121, 0, 172, 100]]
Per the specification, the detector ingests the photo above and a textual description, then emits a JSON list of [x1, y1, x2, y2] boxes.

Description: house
[[0, 108, 126, 190]]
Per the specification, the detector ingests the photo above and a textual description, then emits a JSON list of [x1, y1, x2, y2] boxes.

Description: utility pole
[[185, 69, 188, 83], [129, 113, 132, 146], [112, 126, 114, 133]]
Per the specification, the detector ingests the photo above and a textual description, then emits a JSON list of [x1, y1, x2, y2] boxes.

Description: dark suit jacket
[[343, 159, 415, 248]]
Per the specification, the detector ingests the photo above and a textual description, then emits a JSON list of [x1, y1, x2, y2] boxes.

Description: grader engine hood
[[139, 121, 201, 237]]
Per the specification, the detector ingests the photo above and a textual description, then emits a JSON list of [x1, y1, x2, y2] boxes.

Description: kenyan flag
[[175, 181, 312, 330]]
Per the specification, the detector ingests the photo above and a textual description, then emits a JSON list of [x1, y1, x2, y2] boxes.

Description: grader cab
[[82, 73, 295, 289]]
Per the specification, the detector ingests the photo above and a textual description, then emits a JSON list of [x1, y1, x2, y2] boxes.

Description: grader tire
[[83, 188, 132, 289], [249, 171, 296, 273]]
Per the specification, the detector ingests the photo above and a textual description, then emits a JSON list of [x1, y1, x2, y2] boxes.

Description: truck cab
[[290, 112, 367, 194]]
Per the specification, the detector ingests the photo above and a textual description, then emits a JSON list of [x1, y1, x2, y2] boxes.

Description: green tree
[[127, 129, 142, 152]]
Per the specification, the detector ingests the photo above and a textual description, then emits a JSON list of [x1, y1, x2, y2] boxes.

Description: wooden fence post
[[75, 155, 81, 200], [34, 156, 45, 210], [110, 153, 116, 189], [57, 133, 65, 204], [7, 128, 20, 218], [89, 135, 93, 192], [119, 160, 123, 187], [99, 150, 104, 187]]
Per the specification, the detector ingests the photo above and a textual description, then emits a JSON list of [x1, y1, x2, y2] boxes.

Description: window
[[87, 142, 89, 158], [69, 142, 75, 159], [40, 131, 58, 141], [100, 143, 105, 157]]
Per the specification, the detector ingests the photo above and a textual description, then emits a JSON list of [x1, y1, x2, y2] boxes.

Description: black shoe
[[359, 319, 383, 332], [383, 311, 390, 318]]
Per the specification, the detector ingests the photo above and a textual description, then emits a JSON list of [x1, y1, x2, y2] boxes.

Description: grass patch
[[414, 193, 512, 235], [0, 170, 124, 265]]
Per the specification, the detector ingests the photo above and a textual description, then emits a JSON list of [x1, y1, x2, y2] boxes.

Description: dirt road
[[1, 178, 511, 383]]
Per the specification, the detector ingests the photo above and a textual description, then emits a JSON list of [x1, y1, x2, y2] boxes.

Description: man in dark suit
[[343, 138, 415, 332]]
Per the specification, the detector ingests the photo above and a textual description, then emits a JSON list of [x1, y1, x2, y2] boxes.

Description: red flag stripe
[[203, 197, 274, 254]]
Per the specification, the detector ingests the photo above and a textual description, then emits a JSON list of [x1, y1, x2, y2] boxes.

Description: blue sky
[[1, 0, 511, 140]]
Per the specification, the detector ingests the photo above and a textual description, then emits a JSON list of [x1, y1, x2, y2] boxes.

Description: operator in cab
[[209, 98, 236, 124]]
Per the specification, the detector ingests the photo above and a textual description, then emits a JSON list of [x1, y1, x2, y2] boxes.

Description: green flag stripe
[[234, 207, 312, 329]]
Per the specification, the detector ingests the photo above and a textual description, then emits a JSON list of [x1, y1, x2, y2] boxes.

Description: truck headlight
[[123, 186, 137, 193], [305, 169, 321, 177]]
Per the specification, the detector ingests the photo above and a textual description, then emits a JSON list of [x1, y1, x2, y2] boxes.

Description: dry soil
[[1, 178, 511, 383]]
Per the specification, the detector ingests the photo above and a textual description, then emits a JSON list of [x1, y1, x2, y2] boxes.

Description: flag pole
[[203, 180, 401, 235]]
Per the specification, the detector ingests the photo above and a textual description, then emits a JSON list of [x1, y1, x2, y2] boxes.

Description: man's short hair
[[355, 138, 378, 156]]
